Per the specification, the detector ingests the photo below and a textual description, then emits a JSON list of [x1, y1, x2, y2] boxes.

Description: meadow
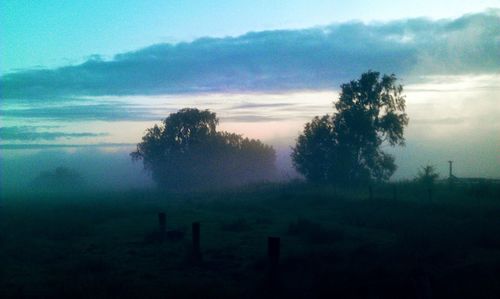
[[1, 181, 499, 298]]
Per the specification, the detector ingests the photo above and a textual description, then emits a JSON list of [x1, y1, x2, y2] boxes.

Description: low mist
[[0, 146, 299, 196], [0, 147, 153, 196]]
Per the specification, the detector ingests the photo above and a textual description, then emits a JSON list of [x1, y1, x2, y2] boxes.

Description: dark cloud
[[1, 10, 499, 99], [220, 115, 286, 122], [231, 102, 294, 109], [2, 102, 162, 121], [0, 126, 109, 141], [0, 143, 134, 150], [411, 117, 466, 125]]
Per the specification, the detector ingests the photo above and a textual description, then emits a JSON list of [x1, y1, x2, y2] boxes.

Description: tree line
[[131, 70, 409, 190]]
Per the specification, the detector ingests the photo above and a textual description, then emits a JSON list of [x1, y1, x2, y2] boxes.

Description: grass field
[[1, 182, 500, 298]]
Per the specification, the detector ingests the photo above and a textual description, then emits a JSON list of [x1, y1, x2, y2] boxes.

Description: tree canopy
[[30, 166, 85, 192], [416, 165, 439, 187], [131, 108, 276, 190], [292, 71, 409, 185]]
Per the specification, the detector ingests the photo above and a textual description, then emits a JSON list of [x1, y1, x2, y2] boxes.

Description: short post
[[158, 212, 166, 233], [369, 185, 373, 200], [413, 269, 432, 299], [192, 222, 202, 262], [268, 237, 280, 284]]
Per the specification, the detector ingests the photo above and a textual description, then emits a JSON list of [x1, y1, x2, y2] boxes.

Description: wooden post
[[268, 236, 280, 283], [158, 212, 166, 233], [268, 237, 280, 264], [413, 270, 432, 299], [192, 222, 202, 262]]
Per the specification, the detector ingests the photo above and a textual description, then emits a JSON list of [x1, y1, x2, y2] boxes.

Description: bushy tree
[[292, 71, 409, 185], [291, 115, 336, 183], [416, 165, 439, 187], [30, 166, 85, 191], [131, 108, 276, 190]]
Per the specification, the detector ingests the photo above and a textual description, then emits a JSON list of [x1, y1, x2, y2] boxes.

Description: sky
[[1, 1, 500, 191], [2, 0, 499, 73]]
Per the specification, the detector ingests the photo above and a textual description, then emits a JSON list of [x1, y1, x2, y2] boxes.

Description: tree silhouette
[[131, 108, 276, 190], [416, 165, 439, 187], [30, 166, 85, 191], [292, 71, 409, 185], [291, 115, 336, 183]]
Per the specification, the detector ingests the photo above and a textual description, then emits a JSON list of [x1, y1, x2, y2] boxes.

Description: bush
[[30, 166, 85, 192]]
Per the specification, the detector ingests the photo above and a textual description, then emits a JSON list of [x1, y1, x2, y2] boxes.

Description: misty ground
[[1, 182, 500, 298]]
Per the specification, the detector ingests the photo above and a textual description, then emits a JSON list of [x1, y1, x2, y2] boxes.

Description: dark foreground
[[1, 182, 500, 298]]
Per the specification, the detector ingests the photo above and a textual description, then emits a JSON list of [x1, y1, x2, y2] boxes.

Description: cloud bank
[[1, 10, 499, 100], [0, 126, 108, 141], [2, 102, 158, 121]]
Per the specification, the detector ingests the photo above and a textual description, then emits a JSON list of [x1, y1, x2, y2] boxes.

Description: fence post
[[158, 212, 166, 233], [192, 222, 202, 263], [158, 212, 166, 242], [413, 269, 432, 299], [268, 236, 280, 284]]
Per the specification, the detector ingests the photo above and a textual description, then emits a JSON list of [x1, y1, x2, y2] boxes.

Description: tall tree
[[131, 108, 276, 190], [292, 71, 409, 185]]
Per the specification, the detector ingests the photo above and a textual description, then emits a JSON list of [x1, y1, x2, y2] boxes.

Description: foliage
[[292, 71, 408, 185], [4, 182, 500, 298], [416, 165, 439, 187], [291, 115, 336, 183], [131, 108, 276, 190]]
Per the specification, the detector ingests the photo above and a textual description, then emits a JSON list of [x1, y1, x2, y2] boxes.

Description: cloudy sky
[[1, 1, 499, 191]]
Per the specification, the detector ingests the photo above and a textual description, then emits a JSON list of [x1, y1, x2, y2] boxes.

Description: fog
[[2, 134, 498, 196], [3, 40, 500, 193], [2, 74, 499, 196], [2, 8, 500, 298], [0, 147, 153, 195], [0, 144, 299, 195]]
